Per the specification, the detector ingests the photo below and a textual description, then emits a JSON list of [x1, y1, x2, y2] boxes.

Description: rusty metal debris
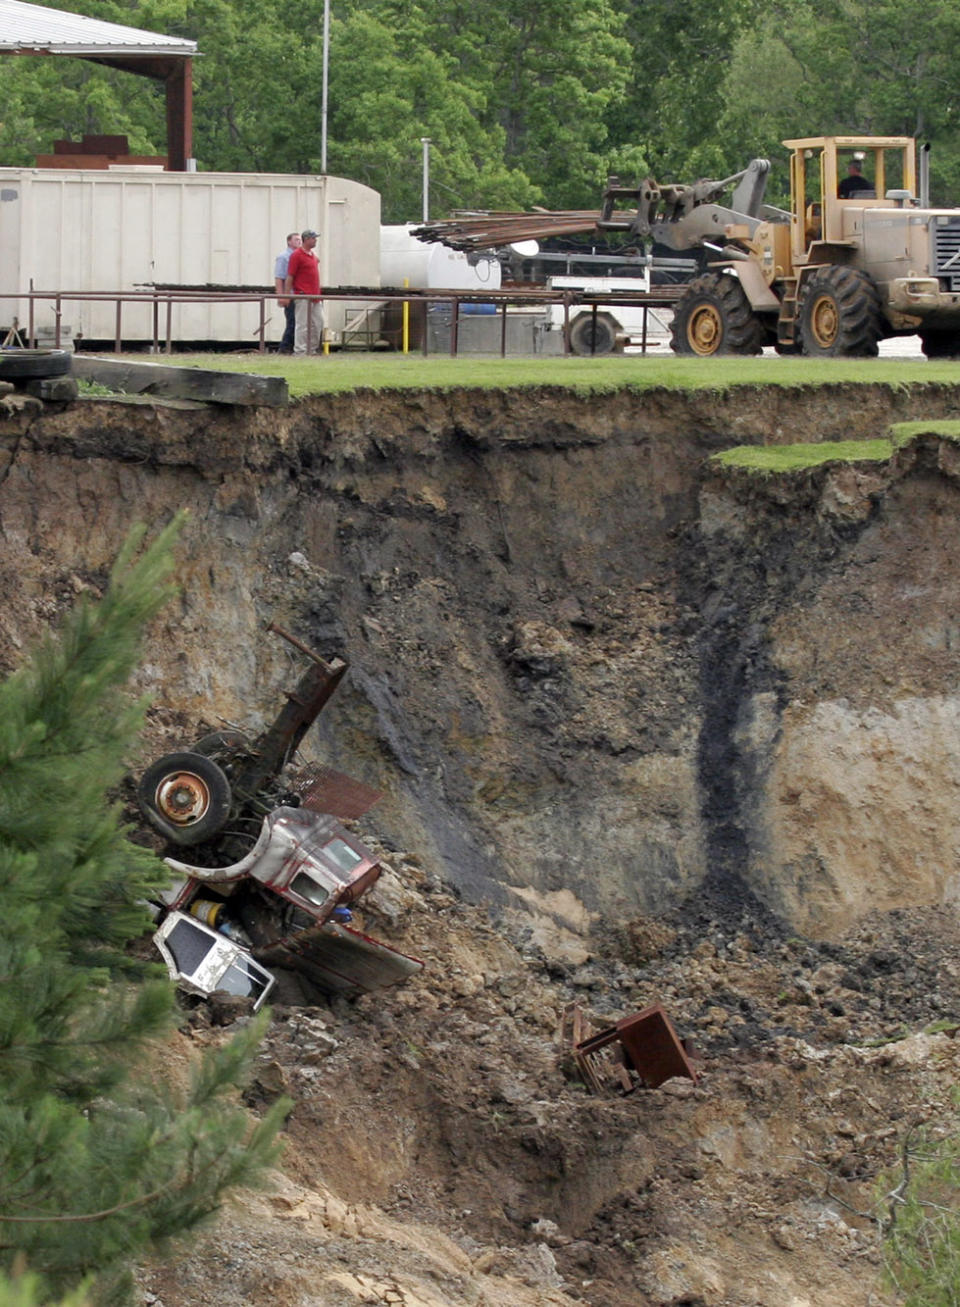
[[564, 1002, 699, 1095], [292, 763, 383, 821], [411, 210, 603, 253]]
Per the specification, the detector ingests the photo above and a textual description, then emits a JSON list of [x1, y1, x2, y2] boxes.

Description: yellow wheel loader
[[601, 136, 960, 359]]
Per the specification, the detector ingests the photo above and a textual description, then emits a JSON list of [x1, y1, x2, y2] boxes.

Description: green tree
[[0, 519, 287, 1307], [328, 3, 540, 220], [424, 0, 634, 208], [0, 53, 164, 167], [12, 0, 960, 215], [715, 0, 960, 205], [607, 0, 759, 184], [0, 1271, 93, 1307]]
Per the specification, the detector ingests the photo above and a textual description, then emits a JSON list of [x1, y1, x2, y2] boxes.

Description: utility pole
[[321, 0, 330, 173], [421, 137, 431, 223]]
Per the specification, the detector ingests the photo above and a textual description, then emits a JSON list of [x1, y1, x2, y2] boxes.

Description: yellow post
[[402, 277, 410, 354]]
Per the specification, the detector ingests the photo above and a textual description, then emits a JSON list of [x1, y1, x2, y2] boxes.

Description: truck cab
[[160, 806, 383, 929], [152, 805, 422, 1004]]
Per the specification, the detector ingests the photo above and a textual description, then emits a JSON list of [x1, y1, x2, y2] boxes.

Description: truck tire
[[798, 267, 882, 357], [670, 273, 765, 356], [0, 348, 72, 379], [569, 312, 619, 356], [138, 751, 233, 846], [920, 333, 960, 359]]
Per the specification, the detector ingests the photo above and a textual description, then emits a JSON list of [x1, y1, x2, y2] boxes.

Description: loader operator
[[838, 159, 874, 199]]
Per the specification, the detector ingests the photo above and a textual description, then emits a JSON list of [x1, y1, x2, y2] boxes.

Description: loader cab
[[785, 136, 916, 263]]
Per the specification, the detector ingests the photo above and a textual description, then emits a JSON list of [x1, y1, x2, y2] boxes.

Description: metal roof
[[0, 0, 196, 56]]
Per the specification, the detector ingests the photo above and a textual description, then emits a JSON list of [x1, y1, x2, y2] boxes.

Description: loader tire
[[798, 266, 882, 358], [670, 273, 765, 357]]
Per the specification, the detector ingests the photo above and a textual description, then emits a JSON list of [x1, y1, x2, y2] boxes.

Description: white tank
[[380, 224, 501, 291]]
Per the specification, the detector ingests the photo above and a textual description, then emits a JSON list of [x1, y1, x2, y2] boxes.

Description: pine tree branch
[[0, 1174, 215, 1227]]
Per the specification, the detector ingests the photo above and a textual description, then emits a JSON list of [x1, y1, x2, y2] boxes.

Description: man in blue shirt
[[274, 232, 302, 353]]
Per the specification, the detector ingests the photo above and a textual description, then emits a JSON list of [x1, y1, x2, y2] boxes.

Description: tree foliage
[[0, 519, 288, 1307], [3, 0, 960, 216]]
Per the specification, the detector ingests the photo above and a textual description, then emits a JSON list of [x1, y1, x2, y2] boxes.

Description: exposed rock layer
[[3, 384, 960, 947]]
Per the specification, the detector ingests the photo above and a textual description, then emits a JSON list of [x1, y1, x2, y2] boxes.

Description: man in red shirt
[[284, 228, 323, 355]]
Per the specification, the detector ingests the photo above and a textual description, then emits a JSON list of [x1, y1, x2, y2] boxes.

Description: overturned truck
[[139, 626, 422, 1007]]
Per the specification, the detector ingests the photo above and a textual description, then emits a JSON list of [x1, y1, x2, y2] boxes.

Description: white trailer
[[0, 167, 381, 347]]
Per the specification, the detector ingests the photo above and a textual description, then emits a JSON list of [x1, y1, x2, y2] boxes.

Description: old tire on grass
[[798, 267, 882, 358], [0, 348, 72, 379], [670, 273, 765, 357], [569, 313, 619, 356], [138, 750, 232, 846]]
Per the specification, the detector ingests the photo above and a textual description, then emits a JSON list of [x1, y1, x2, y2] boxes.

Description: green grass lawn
[[714, 421, 960, 473], [173, 350, 960, 398], [714, 439, 896, 472], [889, 419, 960, 441]]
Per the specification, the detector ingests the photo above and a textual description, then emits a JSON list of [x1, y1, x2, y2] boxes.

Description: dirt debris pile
[[138, 840, 960, 1307]]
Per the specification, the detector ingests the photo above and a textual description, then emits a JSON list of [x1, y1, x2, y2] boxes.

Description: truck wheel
[[138, 751, 232, 846], [920, 333, 960, 359], [0, 348, 72, 379], [569, 313, 619, 356], [798, 267, 881, 357], [670, 273, 765, 356]]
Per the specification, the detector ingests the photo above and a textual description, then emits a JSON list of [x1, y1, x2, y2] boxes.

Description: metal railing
[[0, 285, 680, 358]]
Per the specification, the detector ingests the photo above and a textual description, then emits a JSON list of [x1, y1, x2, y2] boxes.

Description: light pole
[[421, 137, 431, 222], [321, 0, 330, 173]]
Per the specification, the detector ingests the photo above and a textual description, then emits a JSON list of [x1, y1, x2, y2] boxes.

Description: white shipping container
[[0, 168, 381, 346]]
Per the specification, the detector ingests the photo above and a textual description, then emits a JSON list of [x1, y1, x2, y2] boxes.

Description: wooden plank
[[71, 356, 288, 407]]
